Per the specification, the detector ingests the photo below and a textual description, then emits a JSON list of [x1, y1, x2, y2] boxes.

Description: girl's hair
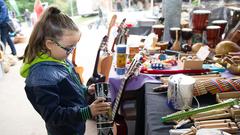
[[23, 6, 79, 63]]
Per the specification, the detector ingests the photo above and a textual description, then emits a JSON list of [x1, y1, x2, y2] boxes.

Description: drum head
[[193, 10, 211, 14]]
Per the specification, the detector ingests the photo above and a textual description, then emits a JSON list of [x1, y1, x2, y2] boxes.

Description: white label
[[196, 46, 210, 61]]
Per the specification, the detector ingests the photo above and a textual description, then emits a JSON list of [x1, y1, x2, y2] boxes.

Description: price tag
[[196, 46, 210, 61]]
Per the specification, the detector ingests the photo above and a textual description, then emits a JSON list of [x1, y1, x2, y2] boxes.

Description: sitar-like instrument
[[112, 53, 142, 135], [111, 18, 127, 53], [86, 15, 117, 86], [98, 15, 117, 81], [96, 53, 142, 135], [86, 36, 108, 86]]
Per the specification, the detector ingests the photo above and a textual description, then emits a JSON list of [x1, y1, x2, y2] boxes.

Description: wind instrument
[[161, 99, 240, 122]]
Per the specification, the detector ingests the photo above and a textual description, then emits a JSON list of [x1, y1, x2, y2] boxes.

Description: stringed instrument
[[111, 53, 142, 135], [72, 48, 84, 84], [98, 15, 117, 81], [95, 53, 142, 135], [111, 18, 126, 53], [86, 36, 108, 86], [87, 15, 117, 86]]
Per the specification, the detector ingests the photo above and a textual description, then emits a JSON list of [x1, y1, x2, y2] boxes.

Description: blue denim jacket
[[24, 60, 92, 135], [0, 0, 9, 24]]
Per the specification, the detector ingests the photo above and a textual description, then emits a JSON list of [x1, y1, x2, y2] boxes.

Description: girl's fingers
[[97, 106, 111, 111], [96, 110, 108, 115], [94, 97, 106, 103], [95, 104, 110, 110]]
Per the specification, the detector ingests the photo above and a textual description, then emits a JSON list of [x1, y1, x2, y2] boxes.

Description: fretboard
[[112, 76, 127, 120]]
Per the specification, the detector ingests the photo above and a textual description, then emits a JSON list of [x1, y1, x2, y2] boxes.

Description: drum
[[192, 10, 211, 32], [181, 28, 193, 41], [152, 24, 164, 41], [170, 27, 181, 41], [206, 25, 221, 48], [212, 20, 227, 36], [182, 28, 193, 47]]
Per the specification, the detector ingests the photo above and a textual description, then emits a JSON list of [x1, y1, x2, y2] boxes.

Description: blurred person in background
[[116, 0, 123, 11], [24, 9, 31, 27], [34, 0, 44, 20], [0, 0, 16, 55]]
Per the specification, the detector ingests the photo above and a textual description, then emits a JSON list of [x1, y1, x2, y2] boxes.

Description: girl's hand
[[89, 97, 111, 117], [87, 84, 95, 95]]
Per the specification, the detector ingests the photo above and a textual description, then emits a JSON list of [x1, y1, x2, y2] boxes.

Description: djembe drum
[[182, 28, 193, 44], [181, 28, 193, 52], [212, 20, 227, 38], [206, 25, 221, 48], [192, 10, 211, 43], [192, 10, 211, 33], [152, 24, 164, 41], [170, 27, 181, 41]]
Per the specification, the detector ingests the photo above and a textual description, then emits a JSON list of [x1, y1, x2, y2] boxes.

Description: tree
[[5, 0, 77, 21]]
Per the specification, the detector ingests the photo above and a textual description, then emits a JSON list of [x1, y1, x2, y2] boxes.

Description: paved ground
[[0, 19, 109, 135]]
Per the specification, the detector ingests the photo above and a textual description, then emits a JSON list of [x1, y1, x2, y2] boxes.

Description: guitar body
[[110, 54, 142, 135], [98, 54, 113, 81], [74, 66, 84, 84], [72, 48, 85, 84], [113, 114, 128, 135], [96, 115, 128, 135]]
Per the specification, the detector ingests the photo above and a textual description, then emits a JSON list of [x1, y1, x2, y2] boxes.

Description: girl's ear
[[45, 39, 54, 50]]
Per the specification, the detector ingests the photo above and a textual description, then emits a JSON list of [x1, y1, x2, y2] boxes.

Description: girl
[[20, 7, 110, 135]]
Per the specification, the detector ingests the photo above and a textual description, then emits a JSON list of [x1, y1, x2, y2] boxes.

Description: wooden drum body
[[182, 28, 193, 41], [192, 10, 211, 33], [152, 24, 164, 41], [206, 25, 221, 48], [170, 27, 181, 41], [212, 20, 228, 36]]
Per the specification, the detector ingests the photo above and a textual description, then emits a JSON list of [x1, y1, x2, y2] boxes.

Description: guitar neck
[[92, 36, 108, 77], [111, 18, 126, 53], [111, 55, 141, 120], [112, 76, 128, 120]]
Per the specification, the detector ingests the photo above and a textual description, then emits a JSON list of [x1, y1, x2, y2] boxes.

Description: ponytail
[[23, 6, 79, 63]]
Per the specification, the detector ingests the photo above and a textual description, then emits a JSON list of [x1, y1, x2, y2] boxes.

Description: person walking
[[24, 9, 31, 27], [20, 6, 110, 135], [0, 0, 16, 55]]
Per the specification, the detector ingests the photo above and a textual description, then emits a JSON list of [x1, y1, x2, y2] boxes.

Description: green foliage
[[51, 0, 78, 16], [5, 0, 77, 18], [191, 0, 199, 7]]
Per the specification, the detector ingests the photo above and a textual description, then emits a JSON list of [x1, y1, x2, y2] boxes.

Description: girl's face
[[46, 30, 81, 60]]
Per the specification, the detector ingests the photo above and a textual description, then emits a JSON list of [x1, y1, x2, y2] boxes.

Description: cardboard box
[[181, 60, 204, 70], [178, 53, 203, 70]]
